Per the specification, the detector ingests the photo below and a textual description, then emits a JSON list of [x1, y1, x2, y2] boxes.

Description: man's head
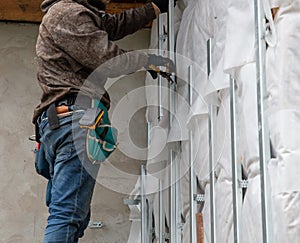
[[88, 0, 110, 10]]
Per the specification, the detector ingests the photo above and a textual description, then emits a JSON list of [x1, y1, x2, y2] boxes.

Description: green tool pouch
[[85, 99, 118, 164]]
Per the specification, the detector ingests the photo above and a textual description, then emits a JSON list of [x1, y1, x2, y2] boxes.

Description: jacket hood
[[41, 0, 105, 13], [40, 0, 62, 12]]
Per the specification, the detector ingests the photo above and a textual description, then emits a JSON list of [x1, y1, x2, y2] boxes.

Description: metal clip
[[159, 34, 167, 42], [88, 221, 104, 229], [123, 198, 140, 205], [239, 179, 248, 189], [194, 194, 205, 203]]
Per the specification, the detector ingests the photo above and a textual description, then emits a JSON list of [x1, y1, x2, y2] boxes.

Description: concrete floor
[[0, 22, 150, 242]]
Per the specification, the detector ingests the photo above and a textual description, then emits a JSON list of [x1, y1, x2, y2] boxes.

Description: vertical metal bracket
[[207, 38, 217, 243], [230, 76, 243, 243], [168, 1, 181, 242], [141, 165, 148, 243], [254, 0, 274, 242], [189, 65, 197, 243], [158, 14, 165, 121]]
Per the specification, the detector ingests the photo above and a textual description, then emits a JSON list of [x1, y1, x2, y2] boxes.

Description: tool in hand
[[148, 64, 176, 85]]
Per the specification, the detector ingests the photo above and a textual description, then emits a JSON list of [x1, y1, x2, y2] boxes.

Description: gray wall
[[0, 22, 150, 242]]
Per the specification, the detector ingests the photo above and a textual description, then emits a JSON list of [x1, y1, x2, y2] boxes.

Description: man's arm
[[100, 2, 157, 41], [53, 8, 149, 74], [101, 0, 173, 41]]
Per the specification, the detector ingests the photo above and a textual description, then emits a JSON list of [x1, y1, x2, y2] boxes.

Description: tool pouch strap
[[34, 142, 50, 180], [85, 99, 118, 164], [35, 120, 41, 143], [47, 103, 60, 130], [33, 119, 50, 180]]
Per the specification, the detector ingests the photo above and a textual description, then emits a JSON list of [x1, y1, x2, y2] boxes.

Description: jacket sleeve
[[52, 7, 149, 74], [101, 3, 156, 41]]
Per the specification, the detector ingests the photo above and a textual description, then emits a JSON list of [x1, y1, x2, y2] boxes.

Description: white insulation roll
[[127, 0, 300, 242], [266, 1, 300, 241]]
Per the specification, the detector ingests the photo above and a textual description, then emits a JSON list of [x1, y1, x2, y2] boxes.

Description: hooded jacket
[[33, 0, 156, 122]]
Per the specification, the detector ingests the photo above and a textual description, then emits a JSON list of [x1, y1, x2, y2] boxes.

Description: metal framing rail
[[253, 0, 274, 242], [141, 165, 147, 243], [139, 1, 275, 242], [230, 76, 243, 243], [168, 1, 181, 242], [207, 38, 217, 243], [188, 65, 197, 243], [158, 14, 165, 121], [158, 180, 165, 243]]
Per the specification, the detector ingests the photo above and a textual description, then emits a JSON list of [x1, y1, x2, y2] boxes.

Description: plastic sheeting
[[266, 0, 300, 241], [127, 0, 300, 242]]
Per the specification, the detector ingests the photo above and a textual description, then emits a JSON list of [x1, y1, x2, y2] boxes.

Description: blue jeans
[[38, 110, 100, 242]]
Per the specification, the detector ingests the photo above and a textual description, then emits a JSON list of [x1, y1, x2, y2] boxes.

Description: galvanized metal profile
[[253, 0, 274, 242], [188, 65, 197, 243], [168, 0, 177, 124], [169, 149, 177, 243], [175, 148, 182, 243], [207, 38, 216, 243], [168, 0, 175, 62], [141, 165, 148, 243], [146, 121, 153, 242], [147, 122, 151, 148], [157, 14, 165, 121], [168, 1, 180, 242], [208, 107, 217, 243], [230, 76, 243, 243], [158, 180, 165, 243], [167, 0, 177, 126]]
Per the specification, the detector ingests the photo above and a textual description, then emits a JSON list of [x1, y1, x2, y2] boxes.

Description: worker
[[32, 0, 175, 242]]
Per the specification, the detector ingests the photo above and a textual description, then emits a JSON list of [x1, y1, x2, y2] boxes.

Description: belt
[[56, 94, 92, 108], [47, 93, 110, 130], [46, 95, 91, 130], [55, 95, 92, 115]]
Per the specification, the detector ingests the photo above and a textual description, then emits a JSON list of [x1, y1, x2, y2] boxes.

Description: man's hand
[[145, 54, 176, 82], [146, 54, 175, 73], [152, 0, 177, 13]]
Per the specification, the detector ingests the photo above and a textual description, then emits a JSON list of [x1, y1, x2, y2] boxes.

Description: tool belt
[[47, 92, 110, 130], [48, 93, 117, 163], [34, 92, 113, 178], [46, 92, 117, 164]]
